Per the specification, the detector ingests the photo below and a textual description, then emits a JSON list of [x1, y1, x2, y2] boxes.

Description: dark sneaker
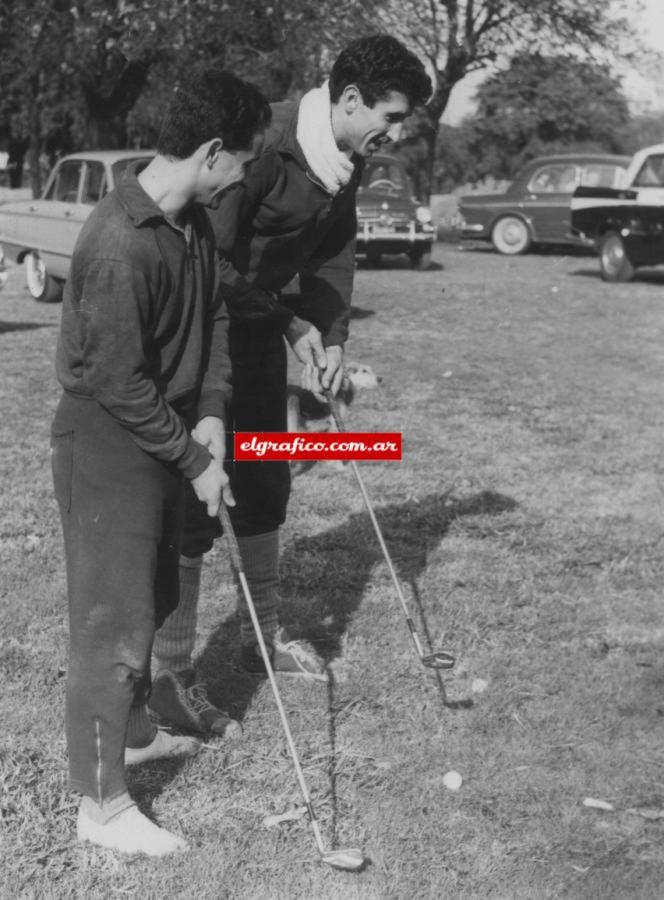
[[240, 628, 327, 682], [149, 669, 243, 739]]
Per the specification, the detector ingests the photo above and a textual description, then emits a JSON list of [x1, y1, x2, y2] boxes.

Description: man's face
[[199, 131, 265, 205], [344, 90, 411, 157]]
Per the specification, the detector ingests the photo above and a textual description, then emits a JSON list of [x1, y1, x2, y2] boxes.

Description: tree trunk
[[422, 123, 437, 200], [82, 58, 150, 149], [8, 139, 27, 189], [28, 76, 43, 197], [86, 114, 128, 150]]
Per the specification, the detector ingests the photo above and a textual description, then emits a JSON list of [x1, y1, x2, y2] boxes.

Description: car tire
[[25, 252, 62, 302], [409, 247, 432, 270], [491, 216, 532, 255], [599, 231, 635, 283], [366, 249, 382, 267]]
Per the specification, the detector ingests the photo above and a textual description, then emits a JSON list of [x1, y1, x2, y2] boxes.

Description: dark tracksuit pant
[[51, 392, 183, 803], [182, 318, 291, 556]]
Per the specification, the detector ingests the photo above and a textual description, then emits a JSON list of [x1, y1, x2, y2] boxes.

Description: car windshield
[[633, 154, 664, 188], [111, 156, 153, 183], [359, 160, 409, 196]]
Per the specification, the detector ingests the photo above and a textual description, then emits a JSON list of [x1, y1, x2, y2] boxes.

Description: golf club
[[219, 502, 365, 872], [325, 390, 455, 671]]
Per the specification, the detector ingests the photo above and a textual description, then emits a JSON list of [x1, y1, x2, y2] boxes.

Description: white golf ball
[[471, 678, 488, 694], [443, 770, 462, 791]]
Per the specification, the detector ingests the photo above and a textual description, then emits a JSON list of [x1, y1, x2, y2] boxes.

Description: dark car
[[355, 154, 435, 269], [571, 142, 664, 281], [458, 154, 630, 255]]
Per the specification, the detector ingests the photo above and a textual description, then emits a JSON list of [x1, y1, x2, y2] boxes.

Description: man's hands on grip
[[285, 316, 344, 401], [191, 416, 234, 515]]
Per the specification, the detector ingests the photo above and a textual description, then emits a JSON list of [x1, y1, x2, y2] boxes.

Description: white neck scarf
[[296, 81, 355, 195]]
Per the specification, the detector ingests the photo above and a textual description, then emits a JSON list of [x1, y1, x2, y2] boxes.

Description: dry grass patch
[[2, 248, 664, 897]]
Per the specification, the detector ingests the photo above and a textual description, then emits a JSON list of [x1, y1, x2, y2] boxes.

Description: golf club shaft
[[218, 503, 327, 857], [326, 394, 426, 660]]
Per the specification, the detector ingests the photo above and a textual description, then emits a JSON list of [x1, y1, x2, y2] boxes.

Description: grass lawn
[[2, 244, 664, 899]]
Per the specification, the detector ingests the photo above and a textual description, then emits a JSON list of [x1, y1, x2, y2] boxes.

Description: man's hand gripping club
[[190, 416, 235, 516], [286, 316, 344, 401]]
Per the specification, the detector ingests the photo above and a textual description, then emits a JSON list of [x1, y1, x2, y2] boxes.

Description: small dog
[[286, 362, 381, 433], [286, 362, 381, 473]]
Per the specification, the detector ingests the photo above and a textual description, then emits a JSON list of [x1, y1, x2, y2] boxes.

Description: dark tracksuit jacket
[[183, 99, 364, 548], [51, 169, 231, 802]]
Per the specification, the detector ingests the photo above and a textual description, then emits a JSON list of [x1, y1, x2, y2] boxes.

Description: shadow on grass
[[349, 305, 376, 320], [0, 321, 56, 334], [199, 489, 516, 720], [456, 242, 596, 258], [356, 256, 444, 272], [126, 756, 192, 813], [195, 489, 515, 844], [570, 266, 664, 285], [281, 489, 516, 653]]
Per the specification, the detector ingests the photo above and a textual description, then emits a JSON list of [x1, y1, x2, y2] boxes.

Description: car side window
[[528, 165, 578, 194], [46, 161, 83, 202], [82, 162, 107, 205], [580, 164, 627, 189]]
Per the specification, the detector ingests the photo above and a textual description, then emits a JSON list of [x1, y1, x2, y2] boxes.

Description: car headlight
[[415, 205, 432, 224]]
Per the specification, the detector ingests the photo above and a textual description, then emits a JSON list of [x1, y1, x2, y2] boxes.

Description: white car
[[0, 150, 153, 301]]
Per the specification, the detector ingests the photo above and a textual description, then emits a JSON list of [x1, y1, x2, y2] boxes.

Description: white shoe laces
[[275, 635, 323, 673], [181, 682, 218, 717]]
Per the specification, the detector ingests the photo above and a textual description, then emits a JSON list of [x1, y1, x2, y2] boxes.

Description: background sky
[[442, 0, 664, 125]]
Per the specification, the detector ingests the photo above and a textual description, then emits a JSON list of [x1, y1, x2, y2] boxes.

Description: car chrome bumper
[[356, 221, 435, 242]]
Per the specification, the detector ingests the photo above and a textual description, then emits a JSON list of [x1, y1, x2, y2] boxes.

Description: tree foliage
[[128, 0, 383, 148], [0, 0, 382, 189], [382, 0, 639, 195], [0, 0, 645, 196], [453, 53, 631, 182]]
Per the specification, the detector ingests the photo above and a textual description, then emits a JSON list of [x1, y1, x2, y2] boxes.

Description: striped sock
[[236, 530, 280, 646], [152, 555, 202, 674]]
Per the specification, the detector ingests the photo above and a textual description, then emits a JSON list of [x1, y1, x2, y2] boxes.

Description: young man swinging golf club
[[149, 36, 432, 734], [50, 68, 270, 856]]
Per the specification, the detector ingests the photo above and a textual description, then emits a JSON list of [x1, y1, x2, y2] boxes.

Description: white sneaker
[[241, 628, 328, 682], [77, 804, 188, 856], [125, 728, 201, 766]]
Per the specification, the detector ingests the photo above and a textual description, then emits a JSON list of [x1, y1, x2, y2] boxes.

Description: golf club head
[[422, 650, 456, 670], [320, 848, 365, 871]]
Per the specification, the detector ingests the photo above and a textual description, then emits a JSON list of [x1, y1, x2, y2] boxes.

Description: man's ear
[[341, 84, 362, 113], [204, 138, 224, 168]]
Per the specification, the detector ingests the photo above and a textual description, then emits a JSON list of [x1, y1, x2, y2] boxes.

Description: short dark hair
[[157, 68, 271, 158], [329, 35, 431, 108]]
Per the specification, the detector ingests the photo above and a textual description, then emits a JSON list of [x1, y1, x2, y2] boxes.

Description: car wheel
[[25, 252, 62, 302], [409, 247, 431, 270], [599, 232, 635, 283], [366, 249, 382, 267], [491, 216, 532, 255]]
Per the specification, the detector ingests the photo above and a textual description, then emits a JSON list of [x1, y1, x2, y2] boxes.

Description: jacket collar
[[115, 162, 168, 227]]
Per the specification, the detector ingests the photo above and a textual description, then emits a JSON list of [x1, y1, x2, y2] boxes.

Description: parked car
[[0, 149, 154, 301], [458, 154, 630, 255], [355, 153, 435, 269], [571, 143, 664, 282]]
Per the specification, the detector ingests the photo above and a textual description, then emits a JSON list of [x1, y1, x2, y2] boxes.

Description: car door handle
[[64, 210, 73, 217]]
